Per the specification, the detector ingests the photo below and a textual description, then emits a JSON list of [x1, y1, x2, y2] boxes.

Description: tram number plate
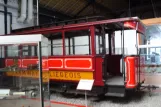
[[50, 71, 93, 81]]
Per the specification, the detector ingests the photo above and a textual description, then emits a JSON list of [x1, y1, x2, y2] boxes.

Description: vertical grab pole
[[109, 32, 112, 55], [122, 23, 125, 82], [38, 42, 44, 107], [102, 25, 106, 54], [85, 91, 87, 107], [136, 22, 140, 84], [88, 30, 91, 55], [62, 31, 65, 56], [90, 26, 96, 56]]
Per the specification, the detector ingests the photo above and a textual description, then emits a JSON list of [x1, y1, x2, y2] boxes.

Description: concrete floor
[[142, 73, 161, 87], [0, 99, 79, 107]]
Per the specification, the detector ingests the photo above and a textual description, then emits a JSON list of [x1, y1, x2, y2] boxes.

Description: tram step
[[105, 85, 125, 97], [105, 92, 125, 97], [105, 76, 124, 86]]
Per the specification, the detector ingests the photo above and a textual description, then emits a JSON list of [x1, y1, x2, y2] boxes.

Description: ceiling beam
[[74, 0, 96, 17], [74, 0, 119, 18], [74, 2, 92, 17], [119, 1, 161, 16], [39, 6, 73, 20], [94, 2, 119, 18]]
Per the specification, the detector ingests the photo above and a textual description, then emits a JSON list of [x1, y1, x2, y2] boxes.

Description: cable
[[129, 0, 131, 17], [151, 0, 157, 17]]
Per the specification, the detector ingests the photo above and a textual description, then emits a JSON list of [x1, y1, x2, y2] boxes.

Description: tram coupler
[[140, 84, 159, 97]]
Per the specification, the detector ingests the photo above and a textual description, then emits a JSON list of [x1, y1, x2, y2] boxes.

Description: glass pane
[[7, 45, 18, 57], [52, 39, 63, 55], [140, 47, 161, 73], [75, 36, 89, 55], [65, 29, 90, 55], [0, 46, 4, 58], [95, 26, 106, 55], [41, 42, 50, 107], [0, 43, 50, 107], [114, 30, 137, 55]]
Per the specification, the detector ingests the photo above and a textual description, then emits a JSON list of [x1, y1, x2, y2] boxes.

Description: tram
[[0, 17, 146, 97]]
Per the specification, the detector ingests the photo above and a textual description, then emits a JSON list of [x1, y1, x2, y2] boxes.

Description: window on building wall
[[65, 29, 91, 55]]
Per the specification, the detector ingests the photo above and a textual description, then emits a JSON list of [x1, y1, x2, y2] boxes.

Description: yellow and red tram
[[0, 17, 146, 97]]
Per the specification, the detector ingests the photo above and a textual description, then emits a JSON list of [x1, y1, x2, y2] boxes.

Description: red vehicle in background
[[1, 17, 146, 97]]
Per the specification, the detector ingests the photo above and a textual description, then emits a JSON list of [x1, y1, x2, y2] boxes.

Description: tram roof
[[11, 17, 145, 35]]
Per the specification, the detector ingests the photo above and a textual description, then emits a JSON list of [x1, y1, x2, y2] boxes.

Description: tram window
[[95, 26, 106, 55], [21, 44, 49, 57], [48, 42, 51, 56], [74, 36, 90, 55], [65, 38, 69, 55], [43, 32, 62, 56], [52, 39, 63, 55], [31, 46, 37, 56], [65, 29, 91, 55], [96, 35, 103, 54], [49, 32, 63, 56], [0, 46, 4, 58], [22, 45, 29, 56], [7, 45, 19, 57]]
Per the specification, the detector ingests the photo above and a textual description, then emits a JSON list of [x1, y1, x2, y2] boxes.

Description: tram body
[[0, 17, 146, 97]]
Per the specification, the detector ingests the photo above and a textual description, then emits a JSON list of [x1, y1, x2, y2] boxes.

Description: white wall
[[0, 0, 35, 35]]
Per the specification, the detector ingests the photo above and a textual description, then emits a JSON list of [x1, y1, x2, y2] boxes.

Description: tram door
[[95, 25, 108, 79]]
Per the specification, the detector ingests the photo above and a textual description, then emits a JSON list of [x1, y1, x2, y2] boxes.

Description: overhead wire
[[128, 0, 131, 17], [151, 0, 157, 17]]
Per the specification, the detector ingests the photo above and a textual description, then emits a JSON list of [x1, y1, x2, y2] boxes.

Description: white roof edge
[[0, 34, 48, 45]]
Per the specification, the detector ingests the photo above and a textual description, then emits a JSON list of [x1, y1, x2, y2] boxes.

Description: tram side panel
[[5, 57, 96, 82]]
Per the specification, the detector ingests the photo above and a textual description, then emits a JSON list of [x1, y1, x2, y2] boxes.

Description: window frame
[[63, 26, 93, 56]]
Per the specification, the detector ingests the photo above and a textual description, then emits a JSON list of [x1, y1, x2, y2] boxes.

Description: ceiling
[[38, 0, 161, 24]]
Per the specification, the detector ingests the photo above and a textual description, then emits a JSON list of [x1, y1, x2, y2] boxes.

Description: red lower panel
[[95, 57, 104, 86], [125, 57, 136, 88], [5, 57, 93, 70], [48, 58, 63, 68], [65, 58, 92, 69]]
